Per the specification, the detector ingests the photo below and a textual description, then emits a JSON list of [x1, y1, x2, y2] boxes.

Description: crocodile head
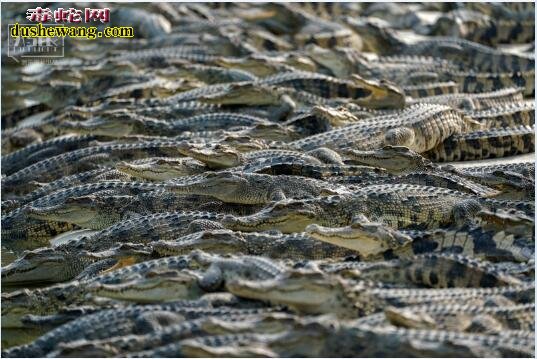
[[27, 195, 123, 229], [86, 269, 203, 303], [58, 115, 143, 137], [178, 143, 243, 169], [2, 282, 82, 328], [227, 270, 356, 318], [305, 45, 356, 78], [152, 230, 247, 256], [223, 199, 323, 233], [344, 17, 403, 54], [384, 306, 437, 329], [345, 146, 432, 173], [2, 247, 76, 285], [171, 171, 262, 204], [116, 157, 205, 181], [305, 222, 413, 258], [349, 74, 405, 109], [199, 83, 281, 106], [1, 289, 38, 327], [219, 135, 268, 152]]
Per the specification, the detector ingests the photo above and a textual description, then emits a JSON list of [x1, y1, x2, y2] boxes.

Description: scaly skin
[[227, 269, 533, 318], [425, 125, 535, 162], [2, 181, 171, 248], [373, 171, 501, 197], [344, 145, 435, 174], [176, 143, 323, 169], [467, 100, 535, 128], [432, 9, 535, 46], [58, 112, 270, 138], [153, 229, 356, 260], [45, 312, 288, 357], [348, 50, 534, 95], [2, 304, 273, 358], [1, 134, 99, 176], [410, 87, 525, 110], [24, 190, 262, 230], [3, 168, 133, 207], [384, 303, 534, 332], [403, 81, 460, 98], [288, 103, 481, 152], [446, 162, 535, 200], [168, 171, 349, 204], [2, 251, 281, 330], [1, 140, 190, 193], [345, 18, 535, 72], [223, 184, 533, 233], [258, 70, 405, 109], [306, 222, 534, 262], [322, 253, 523, 288], [4, 228, 352, 286], [116, 157, 207, 180]]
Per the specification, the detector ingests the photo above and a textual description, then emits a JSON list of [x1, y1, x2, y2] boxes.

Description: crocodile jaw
[[2, 260, 65, 285], [88, 276, 202, 303], [27, 205, 97, 227], [227, 278, 336, 313], [305, 224, 412, 258], [225, 212, 317, 233]]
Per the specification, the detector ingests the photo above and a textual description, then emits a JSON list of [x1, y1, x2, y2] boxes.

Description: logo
[[8, 23, 65, 63]]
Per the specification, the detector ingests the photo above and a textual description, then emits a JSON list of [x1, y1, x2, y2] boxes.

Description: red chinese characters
[[26, 7, 53, 22], [85, 8, 111, 23]]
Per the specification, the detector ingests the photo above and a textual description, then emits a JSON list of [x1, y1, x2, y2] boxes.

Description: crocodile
[[25, 191, 255, 230], [227, 269, 534, 318], [197, 82, 338, 120], [467, 100, 535, 128], [345, 17, 535, 73], [123, 321, 534, 357], [257, 70, 405, 109], [2, 228, 355, 286], [3, 167, 133, 202], [424, 125, 535, 162], [2, 304, 274, 357], [223, 184, 533, 233], [57, 112, 271, 138], [2, 181, 174, 248], [432, 9, 535, 46], [167, 171, 350, 204], [2, 252, 281, 331], [48, 211, 229, 254], [444, 162, 535, 200], [1, 134, 100, 176], [287, 103, 482, 152], [410, 87, 525, 110], [116, 157, 207, 181], [88, 268, 268, 305], [383, 302, 534, 332], [175, 225, 359, 254], [175, 143, 326, 169], [1, 242, 155, 286], [213, 55, 314, 77], [341, 146, 501, 196], [319, 253, 522, 288], [43, 312, 291, 357], [348, 50, 534, 95], [1, 140, 196, 193], [306, 222, 533, 262]]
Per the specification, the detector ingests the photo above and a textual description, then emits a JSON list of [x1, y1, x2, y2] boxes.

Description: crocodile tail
[[483, 198, 535, 216]]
